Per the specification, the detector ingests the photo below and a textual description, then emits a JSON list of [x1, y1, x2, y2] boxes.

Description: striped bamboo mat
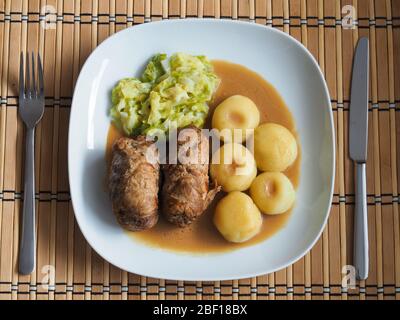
[[0, 0, 399, 300]]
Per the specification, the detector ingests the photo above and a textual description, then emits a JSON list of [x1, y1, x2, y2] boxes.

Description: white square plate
[[69, 19, 335, 281]]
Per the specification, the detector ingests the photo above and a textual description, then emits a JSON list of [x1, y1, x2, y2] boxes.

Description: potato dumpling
[[250, 172, 295, 215], [210, 143, 257, 192], [214, 191, 262, 243], [212, 95, 260, 143], [254, 123, 297, 172]]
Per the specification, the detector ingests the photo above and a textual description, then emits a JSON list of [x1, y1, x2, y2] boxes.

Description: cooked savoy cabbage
[[110, 53, 220, 136]]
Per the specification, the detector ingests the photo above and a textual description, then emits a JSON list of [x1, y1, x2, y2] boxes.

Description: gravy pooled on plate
[[106, 60, 301, 253]]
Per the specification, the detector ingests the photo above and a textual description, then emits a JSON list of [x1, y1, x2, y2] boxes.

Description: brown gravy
[[106, 60, 301, 253]]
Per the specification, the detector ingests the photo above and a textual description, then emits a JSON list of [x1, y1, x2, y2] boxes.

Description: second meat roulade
[[162, 126, 220, 227]]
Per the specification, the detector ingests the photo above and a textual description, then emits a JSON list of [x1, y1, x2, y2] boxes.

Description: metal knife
[[349, 37, 369, 280]]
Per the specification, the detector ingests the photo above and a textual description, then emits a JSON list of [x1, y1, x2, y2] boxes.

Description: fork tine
[[25, 52, 31, 96], [31, 52, 36, 96], [37, 53, 44, 97], [19, 52, 24, 98]]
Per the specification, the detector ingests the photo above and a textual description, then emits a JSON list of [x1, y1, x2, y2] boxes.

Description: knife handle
[[354, 162, 369, 280]]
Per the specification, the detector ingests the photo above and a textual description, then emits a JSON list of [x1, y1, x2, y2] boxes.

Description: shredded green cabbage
[[110, 53, 220, 136]]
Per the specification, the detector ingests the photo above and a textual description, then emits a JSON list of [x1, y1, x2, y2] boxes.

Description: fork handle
[[19, 128, 36, 275], [354, 162, 369, 280]]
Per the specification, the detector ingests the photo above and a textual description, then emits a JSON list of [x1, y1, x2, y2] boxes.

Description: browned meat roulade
[[109, 136, 159, 231], [162, 126, 221, 227]]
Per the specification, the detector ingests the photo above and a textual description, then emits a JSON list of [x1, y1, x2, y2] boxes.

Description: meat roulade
[[162, 126, 221, 227], [109, 136, 159, 231]]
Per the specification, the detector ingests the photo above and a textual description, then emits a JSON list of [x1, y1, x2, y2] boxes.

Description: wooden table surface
[[0, 0, 399, 300]]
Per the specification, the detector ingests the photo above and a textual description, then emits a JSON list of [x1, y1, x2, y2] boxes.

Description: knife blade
[[349, 37, 369, 280], [349, 37, 369, 162]]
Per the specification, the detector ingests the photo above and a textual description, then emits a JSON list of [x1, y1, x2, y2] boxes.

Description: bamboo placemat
[[0, 0, 399, 300]]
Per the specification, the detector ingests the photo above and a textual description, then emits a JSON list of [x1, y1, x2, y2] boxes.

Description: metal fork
[[18, 52, 44, 275]]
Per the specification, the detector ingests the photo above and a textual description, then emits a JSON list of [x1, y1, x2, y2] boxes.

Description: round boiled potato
[[212, 95, 260, 143], [254, 123, 297, 172], [210, 143, 257, 192], [250, 172, 296, 215], [214, 191, 262, 243]]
